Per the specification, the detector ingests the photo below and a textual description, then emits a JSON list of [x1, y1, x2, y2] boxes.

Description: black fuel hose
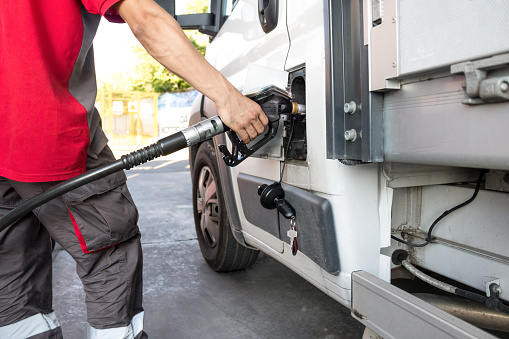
[[0, 116, 226, 233]]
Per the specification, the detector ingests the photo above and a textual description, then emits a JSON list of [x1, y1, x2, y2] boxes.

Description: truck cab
[[167, 0, 509, 337]]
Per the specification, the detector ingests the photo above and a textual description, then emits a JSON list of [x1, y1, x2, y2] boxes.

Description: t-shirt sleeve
[[81, 0, 125, 23]]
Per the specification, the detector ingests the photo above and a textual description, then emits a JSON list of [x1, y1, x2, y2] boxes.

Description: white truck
[[162, 0, 509, 337]]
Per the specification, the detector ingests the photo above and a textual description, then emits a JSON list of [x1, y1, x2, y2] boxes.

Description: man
[[0, 0, 267, 337]]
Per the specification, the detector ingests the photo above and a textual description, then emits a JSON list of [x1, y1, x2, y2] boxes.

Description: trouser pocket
[[62, 170, 139, 253]]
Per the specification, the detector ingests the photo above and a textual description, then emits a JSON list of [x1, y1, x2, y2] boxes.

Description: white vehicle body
[[176, 0, 509, 337]]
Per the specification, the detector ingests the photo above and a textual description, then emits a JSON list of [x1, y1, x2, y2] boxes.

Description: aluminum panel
[[399, 0, 509, 75], [352, 271, 496, 339], [384, 75, 509, 170]]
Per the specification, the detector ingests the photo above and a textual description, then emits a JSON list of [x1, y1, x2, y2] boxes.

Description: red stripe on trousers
[[67, 209, 123, 254], [67, 208, 90, 254]]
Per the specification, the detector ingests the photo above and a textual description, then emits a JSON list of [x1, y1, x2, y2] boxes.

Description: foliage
[[182, 0, 208, 14], [128, 0, 209, 93]]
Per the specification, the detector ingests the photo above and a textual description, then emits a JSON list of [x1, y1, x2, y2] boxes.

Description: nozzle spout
[[291, 102, 306, 114]]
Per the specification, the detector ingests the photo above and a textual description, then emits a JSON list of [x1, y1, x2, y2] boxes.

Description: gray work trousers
[[0, 146, 146, 338]]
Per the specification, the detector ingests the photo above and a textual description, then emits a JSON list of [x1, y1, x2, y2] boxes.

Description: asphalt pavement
[[52, 148, 365, 338]]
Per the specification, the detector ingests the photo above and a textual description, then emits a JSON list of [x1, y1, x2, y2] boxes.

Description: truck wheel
[[192, 141, 259, 272]]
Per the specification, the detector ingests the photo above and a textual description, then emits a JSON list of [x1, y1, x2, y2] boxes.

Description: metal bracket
[[483, 277, 501, 297], [451, 53, 509, 105]]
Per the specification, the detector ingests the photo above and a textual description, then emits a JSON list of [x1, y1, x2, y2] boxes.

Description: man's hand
[[215, 90, 268, 144], [113, 0, 268, 143]]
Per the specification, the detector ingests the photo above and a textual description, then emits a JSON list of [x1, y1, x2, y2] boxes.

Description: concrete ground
[[52, 148, 365, 338]]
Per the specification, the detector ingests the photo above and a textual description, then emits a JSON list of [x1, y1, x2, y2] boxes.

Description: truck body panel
[[184, 0, 509, 335]]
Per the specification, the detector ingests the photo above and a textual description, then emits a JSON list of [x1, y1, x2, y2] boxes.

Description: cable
[[401, 259, 509, 315], [277, 116, 298, 256], [0, 116, 227, 233], [401, 259, 456, 293], [391, 170, 486, 248], [425, 169, 487, 243], [279, 116, 295, 183]]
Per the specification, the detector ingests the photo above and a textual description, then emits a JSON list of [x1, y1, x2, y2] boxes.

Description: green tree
[[129, 0, 209, 93], [181, 0, 208, 14]]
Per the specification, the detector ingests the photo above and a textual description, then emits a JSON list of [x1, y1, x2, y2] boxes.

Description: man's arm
[[113, 0, 268, 143]]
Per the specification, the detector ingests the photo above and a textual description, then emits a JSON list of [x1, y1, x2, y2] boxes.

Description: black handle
[[275, 198, 296, 219], [219, 119, 279, 167]]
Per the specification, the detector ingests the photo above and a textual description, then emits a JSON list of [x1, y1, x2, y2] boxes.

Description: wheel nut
[[344, 129, 357, 142]]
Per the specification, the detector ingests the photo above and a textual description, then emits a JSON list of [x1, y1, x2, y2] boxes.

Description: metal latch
[[451, 53, 509, 105]]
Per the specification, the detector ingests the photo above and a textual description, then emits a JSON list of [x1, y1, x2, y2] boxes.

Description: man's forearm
[[113, 0, 268, 143], [114, 0, 231, 106]]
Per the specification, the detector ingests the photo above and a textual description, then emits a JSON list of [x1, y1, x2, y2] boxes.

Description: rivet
[[500, 81, 509, 92]]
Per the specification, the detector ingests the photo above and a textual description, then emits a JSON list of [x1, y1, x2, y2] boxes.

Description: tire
[[192, 141, 259, 272]]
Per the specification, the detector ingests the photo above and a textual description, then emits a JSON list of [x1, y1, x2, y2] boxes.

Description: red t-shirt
[[0, 0, 123, 182]]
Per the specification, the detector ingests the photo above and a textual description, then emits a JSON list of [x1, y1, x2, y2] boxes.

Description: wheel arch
[[192, 140, 259, 271], [188, 94, 252, 249]]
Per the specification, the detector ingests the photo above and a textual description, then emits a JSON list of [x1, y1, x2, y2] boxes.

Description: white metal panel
[[243, 63, 288, 93], [206, 0, 290, 89], [368, 0, 400, 91], [285, 0, 310, 70], [369, 0, 509, 89], [392, 185, 509, 302], [399, 0, 509, 76]]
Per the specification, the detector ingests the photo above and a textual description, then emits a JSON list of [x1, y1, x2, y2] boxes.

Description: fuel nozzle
[[249, 86, 305, 121], [219, 85, 304, 167]]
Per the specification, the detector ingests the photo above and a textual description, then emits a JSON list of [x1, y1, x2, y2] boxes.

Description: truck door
[[206, 0, 289, 89], [205, 0, 291, 253]]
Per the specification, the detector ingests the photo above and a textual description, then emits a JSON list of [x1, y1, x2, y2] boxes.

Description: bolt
[[501, 81, 509, 92], [491, 284, 502, 294], [344, 101, 357, 114], [392, 17, 396, 23], [392, 61, 397, 68], [344, 129, 357, 142]]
